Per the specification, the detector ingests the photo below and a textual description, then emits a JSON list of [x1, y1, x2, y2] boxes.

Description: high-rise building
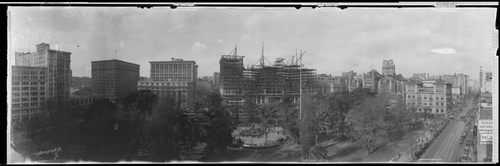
[[382, 59, 395, 76], [91, 59, 140, 102], [150, 58, 198, 83], [480, 70, 492, 93], [15, 43, 72, 105], [362, 69, 383, 92], [456, 73, 469, 95], [405, 79, 452, 114], [219, 53, 245, 104], [10, 66, 48, 122], [213, 72, 220, 92], [138, 58, 198, 107], [219, 46, 317, 105]]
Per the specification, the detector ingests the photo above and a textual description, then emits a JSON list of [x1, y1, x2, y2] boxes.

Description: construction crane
[[227, 44, 238, 57], [296, 49, 306, 66], [286, 48, 306, 66]]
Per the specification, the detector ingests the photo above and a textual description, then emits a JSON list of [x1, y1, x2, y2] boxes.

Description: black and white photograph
[[6, 2, 498, 163]]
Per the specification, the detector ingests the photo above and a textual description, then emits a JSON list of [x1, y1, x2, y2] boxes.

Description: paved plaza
[[232, 126, 286, 146]]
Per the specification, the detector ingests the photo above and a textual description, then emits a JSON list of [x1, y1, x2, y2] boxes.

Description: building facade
[[15, 43, 72, 105], [137, 78, 193, 106], [71, 76, 92, 88], [70, 88, 104, 109], [405, 79, 452, 114], [91, 59, 140, 102], [316, 74, 346, 94], [144, 59, 198, 106], [476, 92, 493, 162], [219, 49, 317, 105], [377, 75, 407, 104], [362, 69, 383, 92], [412, 73, 429, 80], [456, 73, 469, 95], [213, 72, 220, 92], [382, 59, 395, 76], [150, 58, 198, 83], [11, 66, 48, 122], [480, 71, 492, 93]]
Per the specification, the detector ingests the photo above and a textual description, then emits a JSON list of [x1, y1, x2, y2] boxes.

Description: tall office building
[[382, 59, 395, 76], [11, 66, 48, 122], [15, 43, 72, 105], [138, 58, 198, 106], [481, 71, 492, 93], [213, 72, 220, 92], [91, 59, 140, 102]]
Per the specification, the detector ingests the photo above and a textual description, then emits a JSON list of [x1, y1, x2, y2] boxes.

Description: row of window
[[417, 108, 445, 113], [12, 96, 44, 102], [407, 95, 445, 100], [12, 87, 46, 91], [12, 81, 46, 85], [12, 102, 43, 108], [408, 102, 445, 106], [12, 108, 42, 114], [139, 82, 190, 86], [14, 70, 46, 75], [152, 64, 193, 70]]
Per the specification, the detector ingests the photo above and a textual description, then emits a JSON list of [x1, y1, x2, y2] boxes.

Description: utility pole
[[261, 42, 265, 67], [300, 67, 302, 120]]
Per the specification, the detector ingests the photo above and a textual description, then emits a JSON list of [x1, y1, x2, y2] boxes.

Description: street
[[418, 96, 474, 162]]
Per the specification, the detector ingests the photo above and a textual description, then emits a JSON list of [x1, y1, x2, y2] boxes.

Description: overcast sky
[[8, 7, 496, 80]]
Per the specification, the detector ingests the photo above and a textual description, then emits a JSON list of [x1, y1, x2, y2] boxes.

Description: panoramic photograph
[[6, 4, 497, 163]]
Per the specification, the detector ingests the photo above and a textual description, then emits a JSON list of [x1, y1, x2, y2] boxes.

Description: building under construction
[[219, 45, 317, 106]]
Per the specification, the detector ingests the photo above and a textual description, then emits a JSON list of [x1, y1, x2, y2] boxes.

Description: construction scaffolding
[[219, 45, 317, 105], [219, 46, 245, 105]]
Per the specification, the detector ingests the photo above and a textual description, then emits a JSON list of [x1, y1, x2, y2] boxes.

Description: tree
[[325, 91, 351, 137], [385, 99, 418, 141], [145, 96, 182, 161], [80, 99, 120, 160], [258, 104, 279, 145], [242, 99, 260, 124], [345, 93, 389, 154], [122, 90, 158, 120], [201, 93, 234, 161], [277, 98, 300, 143]]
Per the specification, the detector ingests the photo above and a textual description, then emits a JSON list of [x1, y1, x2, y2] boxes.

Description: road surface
[[418, 97, 474, 162]]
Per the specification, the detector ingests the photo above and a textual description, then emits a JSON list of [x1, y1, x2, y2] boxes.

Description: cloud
[[217, 39, 224, 43], [191, 41, 207, 53], [431, 47, 456, 54]]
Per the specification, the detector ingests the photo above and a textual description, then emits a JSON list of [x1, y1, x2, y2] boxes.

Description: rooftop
[[479, 107, 492, 119], [92, 59, 140, 66], [405, 79, 423, 85], [70, 88, 95, 98], [150, 60, 196, 64]]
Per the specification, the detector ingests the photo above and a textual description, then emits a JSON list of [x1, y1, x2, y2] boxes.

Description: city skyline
[[8, 7, 496, 79]]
